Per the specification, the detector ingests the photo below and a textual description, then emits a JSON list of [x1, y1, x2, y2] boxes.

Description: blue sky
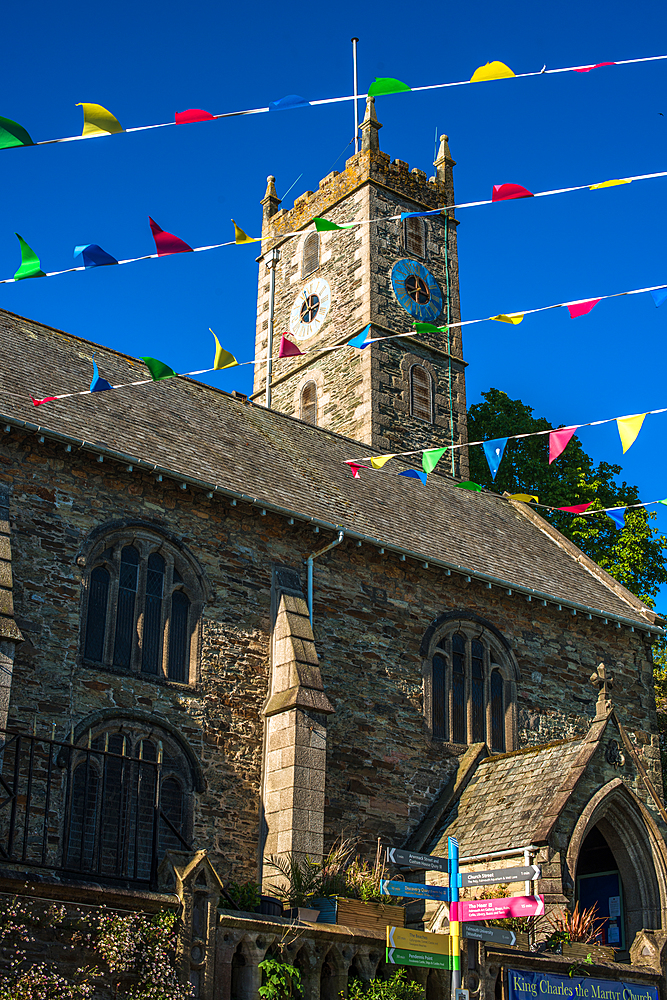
[[2, 0, 667, 607]]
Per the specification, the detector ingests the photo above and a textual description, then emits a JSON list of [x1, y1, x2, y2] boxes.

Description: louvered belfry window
[[404, 217, 425, 257], [301, 382, 318, 425], [410, 365, 433, 422], [302, 232, 320, 277]]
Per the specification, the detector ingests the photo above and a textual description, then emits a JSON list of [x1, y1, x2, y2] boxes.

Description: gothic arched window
[[300, 382, 318, 425], [302, 232, 320, 278], [426, 620, 516, 751], [404, 217, 425, 257], [410, 365, 433, 422], [64, 721, 194, 883], [80, 526, 205, 685]]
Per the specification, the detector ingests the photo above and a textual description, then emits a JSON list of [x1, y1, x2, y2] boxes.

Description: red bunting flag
[[30, 395, 58, 406], [148, 217, 193, 256], [549, 427, 577, 464], [567, 298, 601, 319], [492, 183, 534, 202], [557, 503, 593, 513], [345, 461, 368, 479], [278, 334, 304, 358], [175, 109, 216, 124], [574, 62, 616, 73]]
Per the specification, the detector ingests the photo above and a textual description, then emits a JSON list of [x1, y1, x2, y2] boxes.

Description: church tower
[[252, 98, 469, 478]]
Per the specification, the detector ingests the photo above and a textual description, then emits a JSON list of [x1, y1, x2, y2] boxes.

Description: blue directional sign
[[381, 879, 451, 902]]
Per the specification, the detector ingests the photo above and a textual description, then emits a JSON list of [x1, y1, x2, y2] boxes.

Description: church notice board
[[508, 969, 657, 1000]]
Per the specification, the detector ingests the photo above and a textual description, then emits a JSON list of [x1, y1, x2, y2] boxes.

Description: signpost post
[[449, 837, 461, 997]]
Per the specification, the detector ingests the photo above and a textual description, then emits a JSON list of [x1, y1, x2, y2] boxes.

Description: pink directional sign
[[450, 895, 544, 922]]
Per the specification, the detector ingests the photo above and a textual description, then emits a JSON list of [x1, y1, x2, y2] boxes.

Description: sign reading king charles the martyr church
[[508, 969, 657, 1000]]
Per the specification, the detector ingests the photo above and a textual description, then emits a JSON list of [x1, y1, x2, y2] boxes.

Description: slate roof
[[425, 739, 588, 856], [0, 308, 658, 629]]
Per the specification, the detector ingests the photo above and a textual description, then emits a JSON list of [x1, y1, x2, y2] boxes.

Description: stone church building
[[0, 97, 665, 997]]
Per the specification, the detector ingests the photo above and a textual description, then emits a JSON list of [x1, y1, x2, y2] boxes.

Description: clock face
[[391, 260, 443, 322], [289, 277, 331, 340]]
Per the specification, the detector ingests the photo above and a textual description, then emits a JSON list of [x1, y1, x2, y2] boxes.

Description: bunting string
[[2, 52, 666, 154]]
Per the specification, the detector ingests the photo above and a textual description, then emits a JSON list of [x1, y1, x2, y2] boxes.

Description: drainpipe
[[306, 530, 344, 627]]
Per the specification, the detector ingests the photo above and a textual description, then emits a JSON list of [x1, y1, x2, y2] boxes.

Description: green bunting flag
[[140, 357, 177, 381], [422, 447, 447, 475], [368, 78, 411, 96], [13, 234, 45, 280], [456, 481, 483, 491], [0, 115, 34, 150], [413, 321, 448, 334], [314, 218, 355, 232]]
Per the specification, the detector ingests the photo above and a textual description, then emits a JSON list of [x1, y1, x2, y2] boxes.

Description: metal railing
[[0, 729, 191, 888]]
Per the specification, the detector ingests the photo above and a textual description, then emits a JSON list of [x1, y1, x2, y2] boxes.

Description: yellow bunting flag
[[508, 494, 538, 503], [210, 329, 238, 370], [370, 455, 394, 469], [589, 178, 632, 190], [470, 61, 515, 83], [232, 219, 260, 244], [76, 103, 124, 137], [491, 313, 524, 325], [616, 413, 646, 453]]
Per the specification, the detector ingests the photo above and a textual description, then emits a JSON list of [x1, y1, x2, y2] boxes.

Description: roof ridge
[[479, 736, 585, 764]]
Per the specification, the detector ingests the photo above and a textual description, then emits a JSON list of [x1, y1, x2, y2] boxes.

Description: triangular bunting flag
[[574, 61, 616, 73], [400, 210, 439, 221], [348, 325, 371, 349], [492, 183, 534, 202], [369, 455, 394, 469], [557, 503, 593, 513], [149, 218, 193, 256], [232, 220, 260, 244], [549, 427, 577, 464], [567, 298, 601, 318], [456, 481, 483, 491], [368, 78, 411, 96], [314, 218, 355, 231], [590, 178, 631, 189], [399, 469, 428, 484], [422, 447, 447, 475], [210, 329, 238, 370], [491, 314, 524, 324], [606, 507, 626, 529], [413, 321, 448, 334], [74, 244, 118, 267], [345, 462, 367, 479], [616, 413, 646, 453], [508, 493, 538, 503], [470, 61, 515, 82], [76, 103, 123, 137], [14, 234, 45, 280], [482, 438, 507, 480], [278, 335, 304, 358], [141, 357, 177, 381], [90, 358, 113, 393], [175, 109, 216, 124], [651, 289, 667, 307], [30, 395, 58, 406], [269, 95, 310, 110], [0, 115, 34, 150]]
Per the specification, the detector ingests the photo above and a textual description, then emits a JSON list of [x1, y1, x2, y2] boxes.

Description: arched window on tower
[[81, 525, 206, 685], [302, 232, 320, 277], [426, 619, 516, 750], [404, 217, 425, 257], [410, 365, 433, 422], [300, 382, 318, 425]]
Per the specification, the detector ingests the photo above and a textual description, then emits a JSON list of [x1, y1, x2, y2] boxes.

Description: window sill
[[79, 659, 198, 694]]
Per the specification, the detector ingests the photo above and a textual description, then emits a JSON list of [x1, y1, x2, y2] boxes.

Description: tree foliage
[[467, 389, 667, 605]]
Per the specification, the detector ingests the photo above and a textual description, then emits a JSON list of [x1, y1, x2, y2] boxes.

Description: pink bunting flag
[[557, 503, 593, 513], [549, 427, 577, 464], [345, 461, 368, 479], [278, 334, 304, 358], [31, 395, 58, 406], [148, 217, 193, 256], [574, 61, 616, 73], [567, 298, 601, 319], [492, 183, 534, 202], [175, 109, 216, 124]]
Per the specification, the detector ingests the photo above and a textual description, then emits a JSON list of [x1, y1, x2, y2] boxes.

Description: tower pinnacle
[[261, 175, 281, 222], [359, 96, 382, 152]]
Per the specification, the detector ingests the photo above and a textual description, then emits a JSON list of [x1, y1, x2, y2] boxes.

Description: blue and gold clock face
[[391, 259, 443, 322]]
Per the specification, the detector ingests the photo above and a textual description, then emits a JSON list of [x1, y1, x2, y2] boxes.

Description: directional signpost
[[461, 923, 517, 947], [386, 927, 454, 970], [459, 865, 541, 887], [386, 847, 449, 874], [450, 896, 544, 921], [380, 880, 450, 902]]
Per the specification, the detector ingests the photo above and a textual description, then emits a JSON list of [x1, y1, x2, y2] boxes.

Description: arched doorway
[[576, 826, 625, 949]]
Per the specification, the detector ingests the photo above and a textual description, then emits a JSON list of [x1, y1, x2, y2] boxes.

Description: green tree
[[467, 389, 667, 605]]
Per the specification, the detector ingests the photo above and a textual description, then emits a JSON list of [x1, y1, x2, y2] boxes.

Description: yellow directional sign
[[386, 926, 451, 956]]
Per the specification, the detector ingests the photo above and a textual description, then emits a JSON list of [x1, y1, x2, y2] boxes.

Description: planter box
[[312, 898, 337, 924], [561, 942, 615, 962], [283, 907, 321, 923], [335, 898, 405, 933]]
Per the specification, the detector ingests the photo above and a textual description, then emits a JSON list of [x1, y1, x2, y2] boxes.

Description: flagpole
[[352, 38, 359, 153], [265, 246, 280, 408]]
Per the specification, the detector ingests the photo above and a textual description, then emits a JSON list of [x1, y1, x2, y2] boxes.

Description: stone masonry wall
[[0, 429, 660, 880]]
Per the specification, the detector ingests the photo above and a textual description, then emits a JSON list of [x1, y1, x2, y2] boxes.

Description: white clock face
[[289, 277, 331, 340]]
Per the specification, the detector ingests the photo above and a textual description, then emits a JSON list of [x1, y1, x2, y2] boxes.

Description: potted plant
[[263, 852, 331, 922], [545, 903, 615, 962]]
